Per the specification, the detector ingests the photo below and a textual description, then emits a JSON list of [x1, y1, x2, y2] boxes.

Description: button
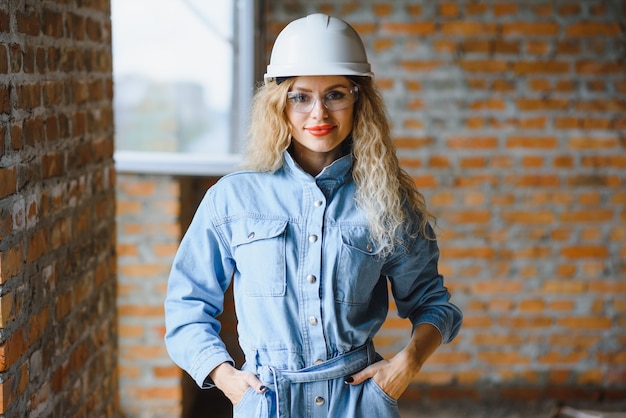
[[308, 235, 318, 243], [309, 316, 318, 326], [366, 243, 372, 252], [248, 232, 255, 240], [306, 274, 316, 284], [315, 396, 325, 406], [314, 359, 324, 365], [314, 200, 323, 207]]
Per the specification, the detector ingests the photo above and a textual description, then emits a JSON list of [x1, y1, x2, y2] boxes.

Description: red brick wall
[[116, 174, 182, 416], [0, 0, 117, 416], [113, 0, 626, 415]]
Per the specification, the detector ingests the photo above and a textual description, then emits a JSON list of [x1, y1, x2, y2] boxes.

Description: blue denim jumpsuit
[[164, 152, 462, 418]]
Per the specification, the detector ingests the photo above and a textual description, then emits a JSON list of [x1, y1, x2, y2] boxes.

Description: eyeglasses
[[286, 86, 359, 113]]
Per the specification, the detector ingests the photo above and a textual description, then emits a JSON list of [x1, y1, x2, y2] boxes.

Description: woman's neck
[[289, 137, 352, 177]]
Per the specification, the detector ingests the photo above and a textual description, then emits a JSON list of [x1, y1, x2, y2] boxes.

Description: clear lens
[[287, 86, 359, 113]]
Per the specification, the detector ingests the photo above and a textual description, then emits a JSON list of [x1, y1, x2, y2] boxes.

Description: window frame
[[113, 0, 264, 175]]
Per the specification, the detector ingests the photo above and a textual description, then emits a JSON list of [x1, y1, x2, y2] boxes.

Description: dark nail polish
[[344, 377, 354, 383], [260, 385, 267, 391]]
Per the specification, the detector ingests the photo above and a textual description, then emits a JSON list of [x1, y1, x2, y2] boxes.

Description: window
[[112, 0, 261, 174]]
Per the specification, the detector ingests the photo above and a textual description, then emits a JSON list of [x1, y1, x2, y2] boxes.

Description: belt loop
[[366, 340, 376, 365]]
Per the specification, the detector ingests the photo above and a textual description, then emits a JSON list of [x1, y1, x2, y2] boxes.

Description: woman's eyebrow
[[324, 84, 350, 92], [291, 84, 351, 92]]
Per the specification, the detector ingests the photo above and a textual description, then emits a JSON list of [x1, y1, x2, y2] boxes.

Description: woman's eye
[[288, 93, 312, 103], [326, 91, 347, 101]]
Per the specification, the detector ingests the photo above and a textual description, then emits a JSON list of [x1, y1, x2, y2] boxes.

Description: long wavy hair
[[243, 77, 435, 254]]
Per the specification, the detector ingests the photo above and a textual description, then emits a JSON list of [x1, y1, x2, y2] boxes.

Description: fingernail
[[260, 385, 267, 391], [344, 377, 354, 384]]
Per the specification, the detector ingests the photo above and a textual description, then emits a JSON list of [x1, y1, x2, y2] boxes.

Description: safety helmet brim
[[264, 65, 374, 84]]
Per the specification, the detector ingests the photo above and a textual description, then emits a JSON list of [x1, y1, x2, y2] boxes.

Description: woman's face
[[285, 76, 356, 168]]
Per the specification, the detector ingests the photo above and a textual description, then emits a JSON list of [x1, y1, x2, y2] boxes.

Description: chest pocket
[[336, 226, 385, 304], [232, 218, 288, 297]]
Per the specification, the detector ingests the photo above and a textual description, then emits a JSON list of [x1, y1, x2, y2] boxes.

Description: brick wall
[[116, 174, 182, 417], [113, 0, 626, 415], [0, 0, 117, 417]]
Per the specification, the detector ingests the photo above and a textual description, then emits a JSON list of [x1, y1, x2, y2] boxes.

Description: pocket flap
[[232, 218, 288, 247], [340, 225, 383, 255]]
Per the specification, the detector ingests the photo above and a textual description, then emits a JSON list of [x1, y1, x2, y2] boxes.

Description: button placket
[[306, 228, 320, 332], [301, 189, 327, 368]]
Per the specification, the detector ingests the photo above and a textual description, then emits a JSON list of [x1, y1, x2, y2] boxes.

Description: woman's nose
[[311, 98, 328, 119]]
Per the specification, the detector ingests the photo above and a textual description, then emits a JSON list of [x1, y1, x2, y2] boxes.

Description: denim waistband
[[257, 341, 377, 418], [258, 340, 376, 384]]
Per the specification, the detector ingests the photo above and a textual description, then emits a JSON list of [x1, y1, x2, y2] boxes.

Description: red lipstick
[[306, 124, 335, 136]]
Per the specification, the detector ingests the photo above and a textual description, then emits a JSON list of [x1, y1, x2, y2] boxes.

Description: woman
[[165, 13, 462, 418]]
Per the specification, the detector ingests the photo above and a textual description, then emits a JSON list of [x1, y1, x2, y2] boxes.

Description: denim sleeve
[[164, 190, 235, 388], [385, 224, 462, 344]]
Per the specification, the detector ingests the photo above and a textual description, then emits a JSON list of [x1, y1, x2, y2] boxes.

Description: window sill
[[114, 150, 242, 176]]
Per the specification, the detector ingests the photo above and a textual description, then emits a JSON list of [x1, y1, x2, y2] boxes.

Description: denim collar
[[283, 151, 353, 199]]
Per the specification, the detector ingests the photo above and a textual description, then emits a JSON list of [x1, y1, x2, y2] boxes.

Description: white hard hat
[[264, 13, 373, 84]]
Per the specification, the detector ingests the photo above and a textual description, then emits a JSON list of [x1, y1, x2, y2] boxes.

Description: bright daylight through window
[[111, 0, 256, 174]]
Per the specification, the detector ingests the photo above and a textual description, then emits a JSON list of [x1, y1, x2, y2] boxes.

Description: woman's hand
[[345, 323, 443, 400], [210, 362, 267, 406], [345, 349, 416, 400]]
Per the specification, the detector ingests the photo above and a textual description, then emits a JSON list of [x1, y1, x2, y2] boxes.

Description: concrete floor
[[398, 400, 626, 418]]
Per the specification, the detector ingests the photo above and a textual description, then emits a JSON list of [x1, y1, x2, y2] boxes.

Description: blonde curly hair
[[243, 77, 435, 254]]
